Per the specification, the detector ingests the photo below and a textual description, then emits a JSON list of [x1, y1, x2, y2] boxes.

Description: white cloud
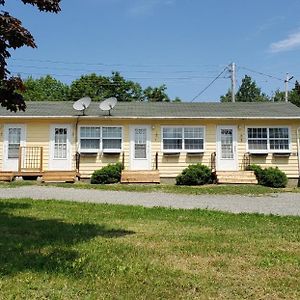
[[129, 0, 175, 16], [270, 29, 300, 53]]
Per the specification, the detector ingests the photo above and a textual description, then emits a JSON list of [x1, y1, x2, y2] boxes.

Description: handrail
[[155, 152, 158, 170], [243, 152, 251, 170], [210, 152, 216, 172]]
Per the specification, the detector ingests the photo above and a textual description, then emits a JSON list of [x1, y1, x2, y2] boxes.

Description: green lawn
[[0, 180, 290, 195], [0, 199, 299, 299]]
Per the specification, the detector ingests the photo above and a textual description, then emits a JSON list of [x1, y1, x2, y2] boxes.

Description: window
[[8, 128, 21, 159], [79, 126, 122, 153], [102, 127, 122, 152], [247, 128, 268, 151], [269, 128, 289, 151], [163, 127, 182, 150], [247, 127, 290, 153], [134, 128, 147, 158], [80, 126, 101, 152], [184, 127, 204, 151], [54, 128, 68, 159], [162, 127, 204, 152]]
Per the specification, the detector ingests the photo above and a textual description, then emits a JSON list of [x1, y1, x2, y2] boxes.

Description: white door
[[49, 125, 72, 170], [130, 126, 151, 170], [216, 126, 238, 171], [2, 125, 26, 171]]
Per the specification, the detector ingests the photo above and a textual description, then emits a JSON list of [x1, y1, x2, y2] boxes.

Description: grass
[[0, 198, 299, 299], [0, 180, 289, 195]]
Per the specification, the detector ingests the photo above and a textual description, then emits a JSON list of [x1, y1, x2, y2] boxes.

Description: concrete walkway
[[0, 186, 300, 216]]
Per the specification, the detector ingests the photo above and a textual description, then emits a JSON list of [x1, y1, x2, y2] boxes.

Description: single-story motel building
[[0, 101, 300, 184]]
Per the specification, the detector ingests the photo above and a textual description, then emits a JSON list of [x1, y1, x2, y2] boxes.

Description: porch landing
[[121, 170, 160, 184], [215, 171, 258, 184], [0, 171, 80, 183]]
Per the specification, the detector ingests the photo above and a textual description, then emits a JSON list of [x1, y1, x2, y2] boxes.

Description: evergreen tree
[[220, 75, 269, 102]]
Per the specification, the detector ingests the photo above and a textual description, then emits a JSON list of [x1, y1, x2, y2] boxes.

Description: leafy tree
[[220, 75, 269, 102], [22, 75, 69, 101], [143, 84, 170, 102], [220, 89, 232, 102], [68, 72, 143, 102], [273, 80, 300, 107], [0, 0, 61, 111], [173, 96, 182, 102]]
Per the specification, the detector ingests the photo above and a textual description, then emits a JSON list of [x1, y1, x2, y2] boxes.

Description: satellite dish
[[99, 97, 117, 116], [73, 97, 91, 115]]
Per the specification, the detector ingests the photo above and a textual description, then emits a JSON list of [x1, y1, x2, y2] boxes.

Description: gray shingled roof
[[1, 101, 300, 119]]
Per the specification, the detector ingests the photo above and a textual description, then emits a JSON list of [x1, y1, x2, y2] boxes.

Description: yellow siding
[[1, 118, 300, 179]]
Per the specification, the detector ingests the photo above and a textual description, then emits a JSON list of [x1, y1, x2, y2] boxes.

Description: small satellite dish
[[99, 97, 117, 116], [73, 97, 91, 115]]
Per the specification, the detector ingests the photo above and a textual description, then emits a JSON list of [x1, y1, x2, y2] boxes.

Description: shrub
[[248, 164, 265, 185], [91, 162, 123, 184], [262, 167, 287, 188], [248, 164, 287, 188], [176, 163, 212, 186]]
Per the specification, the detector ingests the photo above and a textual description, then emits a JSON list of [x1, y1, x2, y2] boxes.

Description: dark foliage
[[248, 164, 287, 188], [0, 0, 61, 111], [176, 163, 212, 186], [262, 167, 287, 188], [248, 164, 265, 185], [91, 163, 123, 184]]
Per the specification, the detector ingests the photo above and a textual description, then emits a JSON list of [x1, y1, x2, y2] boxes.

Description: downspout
[[75, 116, 80, 173], [297, 128, 300, 185]]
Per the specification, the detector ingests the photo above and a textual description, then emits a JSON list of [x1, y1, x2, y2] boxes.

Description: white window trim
[[161, 126, 205, 153], [79, 125, 101, 154], [245, 126, 291, 154], [3, 124, 26, 161], [78, 125, 123, 153]]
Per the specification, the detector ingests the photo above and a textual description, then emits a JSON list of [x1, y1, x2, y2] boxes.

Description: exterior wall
[[0, 118, 299, 179]]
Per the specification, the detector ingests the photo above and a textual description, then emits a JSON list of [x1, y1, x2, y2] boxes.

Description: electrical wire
[[239, 66, 284, 82], [191, 66, 229, 102]]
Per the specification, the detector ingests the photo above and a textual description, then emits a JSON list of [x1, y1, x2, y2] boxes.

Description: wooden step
[[0, 172, 15, 182], [121, 170, 160, 184], [216, 171, 258, 184], [42, 171, 79, 183]]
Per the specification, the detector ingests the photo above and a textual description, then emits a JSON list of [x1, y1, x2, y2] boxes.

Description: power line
[[10, 57, 226, 69], [9, 63, 221, 75], [191, 66, 229, 102], [10, 71, 228, 81], [239, 66, 284, 82]]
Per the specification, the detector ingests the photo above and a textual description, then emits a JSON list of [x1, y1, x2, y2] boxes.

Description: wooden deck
[[0, 171, 80, 183], [121, 170, 160, 184]]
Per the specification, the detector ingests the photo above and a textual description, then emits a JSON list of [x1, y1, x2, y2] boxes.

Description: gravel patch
[[0, 186, 300, 216]]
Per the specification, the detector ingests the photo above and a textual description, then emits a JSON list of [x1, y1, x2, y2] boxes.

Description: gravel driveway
[[0, 186, 300, 216]]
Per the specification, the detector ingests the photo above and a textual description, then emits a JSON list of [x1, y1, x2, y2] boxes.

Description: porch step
[[216, 171, 258, 184], [42, 171, 79, 183], [121, 170, 160, 184], [0, 172, 15, 182]]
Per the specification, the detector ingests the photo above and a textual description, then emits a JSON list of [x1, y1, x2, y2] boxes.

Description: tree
[[22, 75, 69, 101], [68, 72, 143, 102], [220, 75, 269, 102], [220, 89, 232, 102], [143, 84, 170, 102], [0, 0, 61, 111], [173, 96, 182, 102], [273, 80, 300, 107]]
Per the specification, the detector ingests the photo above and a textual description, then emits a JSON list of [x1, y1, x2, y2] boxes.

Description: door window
[[220, 129, 233, 159], [134, 128, 147, 159], [54, 128, 67, 159], [8, 128, 21, 159]]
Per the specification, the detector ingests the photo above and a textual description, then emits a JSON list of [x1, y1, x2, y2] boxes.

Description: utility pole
[[285, 73, 294, 102], [230, 62, 236, 102]]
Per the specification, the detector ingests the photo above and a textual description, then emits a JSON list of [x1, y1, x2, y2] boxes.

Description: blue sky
[[4, 0, 300, 101]]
